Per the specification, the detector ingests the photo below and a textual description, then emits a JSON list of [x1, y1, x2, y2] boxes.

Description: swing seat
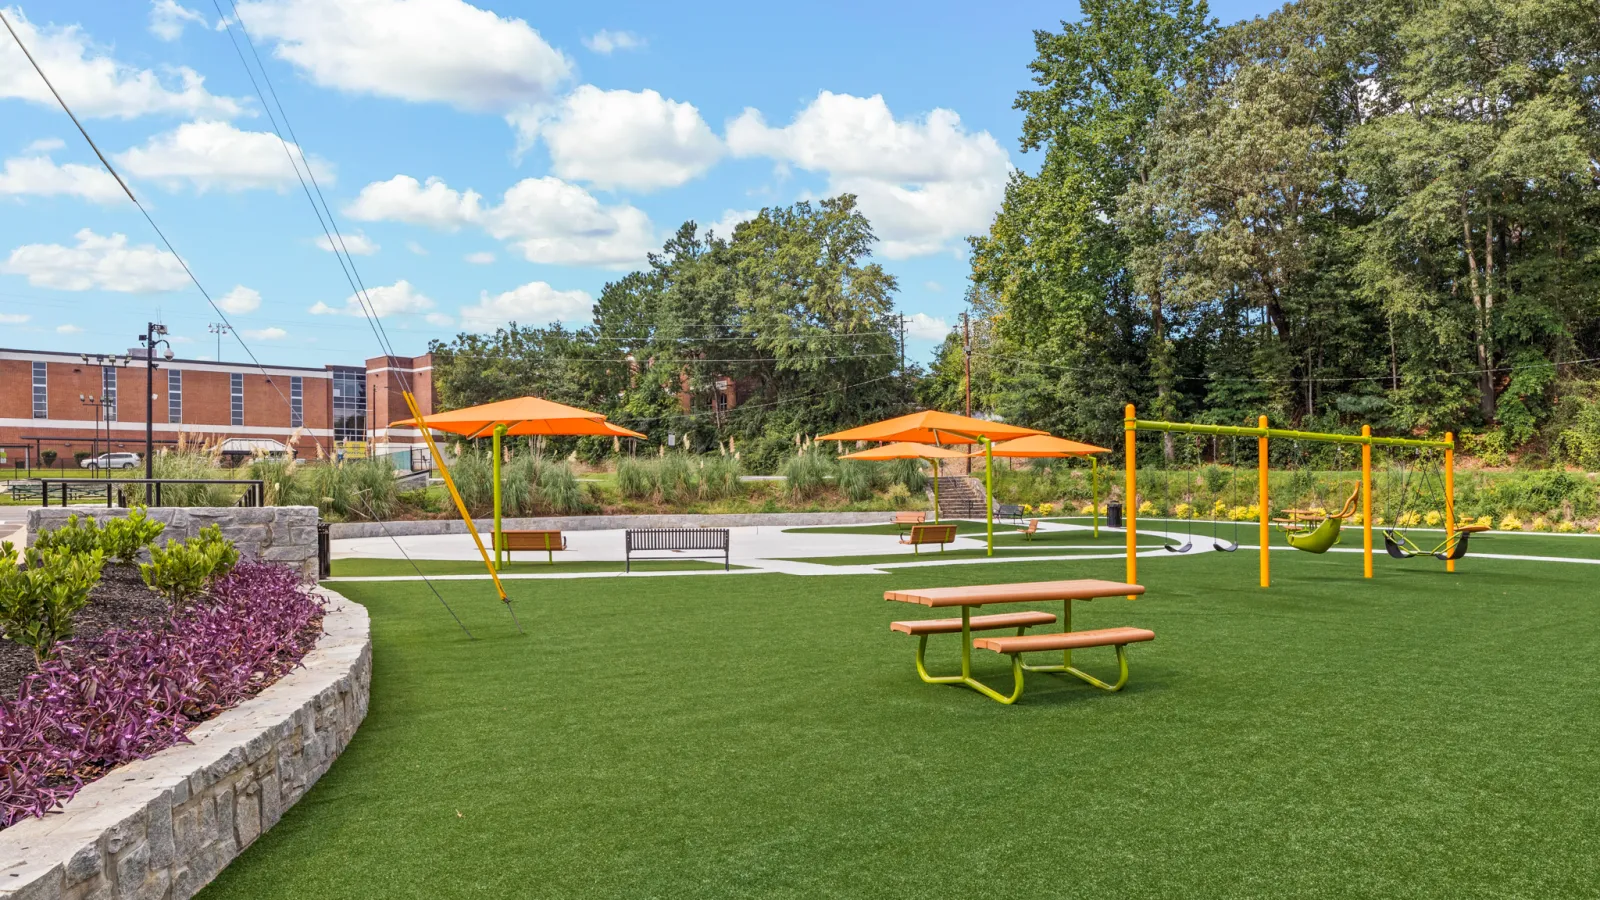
[[1285, 515, 1343, 554], [1212, 538, 1239, 552], [1383, 530, 1416, 559]]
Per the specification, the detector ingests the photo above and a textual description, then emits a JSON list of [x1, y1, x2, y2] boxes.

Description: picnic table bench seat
[[973, 626, 1155, 654], [890, 610, 1057, 636]]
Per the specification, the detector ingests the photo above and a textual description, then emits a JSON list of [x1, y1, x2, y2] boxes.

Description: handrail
[[34, 478, 265, 508]]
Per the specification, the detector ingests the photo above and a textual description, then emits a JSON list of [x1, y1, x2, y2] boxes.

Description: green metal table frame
[[912, 600, 1132, 705]]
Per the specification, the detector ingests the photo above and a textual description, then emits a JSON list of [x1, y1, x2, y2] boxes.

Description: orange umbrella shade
[[598, 420, 648, 439], [391, 396, 617, 439], [840, 441, 971, 461], [819, 410, 1045, 445], [977, 434, 1112, 458]]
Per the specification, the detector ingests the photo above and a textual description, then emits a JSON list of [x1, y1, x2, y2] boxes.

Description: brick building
[[0, 347, 432, 467]]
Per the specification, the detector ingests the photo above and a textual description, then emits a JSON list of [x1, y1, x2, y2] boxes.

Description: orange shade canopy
[[839, 441, 971, 461], [390, 396, 642, 440], [975, 434, 1111, 458], [819, 410, 1045, 445]]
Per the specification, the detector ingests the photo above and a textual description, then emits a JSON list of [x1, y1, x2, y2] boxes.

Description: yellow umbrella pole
[[984, 437, 994, 556], [492, 424, 505, 571], [933, 459, 940, 523], [1091, 456, 1100, 538]]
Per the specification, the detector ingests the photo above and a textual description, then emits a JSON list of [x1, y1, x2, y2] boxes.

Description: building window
[[31, 361, 46, 418], [101, 366, 117, 422], [168, 369, 182, 423], [331, 368, 367, 443], [230, 372, 244, 426], [290, 376, 303, 428]]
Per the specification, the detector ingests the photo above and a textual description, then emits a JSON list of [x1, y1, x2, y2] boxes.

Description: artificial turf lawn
[[199, 550, 1600, 898], [327, 558, 735, 577], [780, 545, 1176, 566]]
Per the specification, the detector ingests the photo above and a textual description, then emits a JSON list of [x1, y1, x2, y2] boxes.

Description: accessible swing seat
[[1383, 523, 1489, 561], [1275, 484, 1360, 554]]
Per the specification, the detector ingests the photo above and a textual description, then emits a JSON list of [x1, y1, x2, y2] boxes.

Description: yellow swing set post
[[1362, 424, 1373, 579], [402, 390, 508, 604], [1258, 416, 1270, 589], [1124, 404, 1137, 598]]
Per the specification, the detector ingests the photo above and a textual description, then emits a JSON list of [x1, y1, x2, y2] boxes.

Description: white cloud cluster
[[0, 313, 28, 324], [0, 153, 123, 203], [148, 0, 208, 41], [704, 208, 757, 240], [0, 8, 242, 119], [903, 312, 950, 341], [217, 285, 261, 314], [315, 231, 379, 255], [459, 281, 592, 330], [115, 121, 331, 192], [346, 174, 654, 268], [727, 92, 1011, 258], [2, 229, 189, 292], [583, 29, 644, 55], [509, 86, 721, 191], [235, 0, 571, 111], [242, 326, 287, 340], [310, 279, 434, 317]]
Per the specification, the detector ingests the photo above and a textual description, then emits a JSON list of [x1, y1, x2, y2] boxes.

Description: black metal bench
[[997, 503, 1024, 523], [624, 527, 730, 572]]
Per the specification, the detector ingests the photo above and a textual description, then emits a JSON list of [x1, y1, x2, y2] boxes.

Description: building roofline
[[0, 347, 341, 376]]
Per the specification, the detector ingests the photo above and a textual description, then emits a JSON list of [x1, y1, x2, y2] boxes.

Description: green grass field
[[198, 544, 1600, 898]]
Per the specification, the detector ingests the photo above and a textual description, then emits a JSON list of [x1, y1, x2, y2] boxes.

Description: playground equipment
[[1123, 406, 1456, 589], [1379, 446, 1490, 560]]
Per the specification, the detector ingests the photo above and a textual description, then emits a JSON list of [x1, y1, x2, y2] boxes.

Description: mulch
[[0, 565, 171, 699]]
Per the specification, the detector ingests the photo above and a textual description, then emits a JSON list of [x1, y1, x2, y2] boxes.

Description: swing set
[[1122, 405, 1460, 589]]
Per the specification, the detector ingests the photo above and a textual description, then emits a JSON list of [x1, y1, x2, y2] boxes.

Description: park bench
[[884, 578, 1150, 704], [899, 523, 957, 553], [996, 504, 1024, 523], [892, 511, 926, 531], [1019, 519, 1039, 541], [499, 529, 568, 564], [625, 527, 730, 572]]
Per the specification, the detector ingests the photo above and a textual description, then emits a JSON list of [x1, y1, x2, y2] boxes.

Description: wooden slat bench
[[625, 527, 730, 572], [499, 529, 567, 564], [899, 523, 957, 554], [892, 511, 927, 531], [890, 610, 1057, 635], [884, 578, 1150, 704]]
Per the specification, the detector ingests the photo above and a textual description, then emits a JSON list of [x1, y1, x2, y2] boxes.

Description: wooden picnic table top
[[885, 578, 1143, 608]]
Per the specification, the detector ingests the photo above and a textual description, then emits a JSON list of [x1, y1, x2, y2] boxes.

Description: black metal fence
[[33, 478, 266, 508]]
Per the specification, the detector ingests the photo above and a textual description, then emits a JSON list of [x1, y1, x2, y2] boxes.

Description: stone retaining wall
[[327, 510, 897, 539], [0, 586, 370, 900], [27, 507, 319, 580]]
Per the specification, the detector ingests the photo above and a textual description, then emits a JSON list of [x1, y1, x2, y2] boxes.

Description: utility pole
[[897, 313, 907, 405], [209, 322, 230, 361], [140, 323, 171, 481]]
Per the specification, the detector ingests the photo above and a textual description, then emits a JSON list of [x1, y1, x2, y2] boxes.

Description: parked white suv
[[83, 452, 141, 470]]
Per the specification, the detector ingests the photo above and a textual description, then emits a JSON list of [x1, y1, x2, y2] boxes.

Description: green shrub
[[140, 525, 239, 611], [837, 462, 880, 502], [698, 456, 743, 501], [782, 450, 835, 500], [133, 450, 235, 506], [32, 514, 104, 556], [888, 458, 928, 494], [537, 462, 586, 514], [449, 451, 495, 515], [40, 450, 57, 466], [249, 457, 300, 506], [0, 542, 104, 665], [100, 507, 166, 566], [616, 457, 655, 500], [657, 454, 695, 503]]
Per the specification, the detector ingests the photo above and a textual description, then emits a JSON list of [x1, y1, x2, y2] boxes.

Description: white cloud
[[406, 240, 428, 255], [310, 279, 434, 317], [485, 177, 654, 267], [56, 323, 82, 334], [726, 92, 1011, 258], [3, 229, 189, 292], [235, 0, 571, 111], [509, 86, 721, 191], [346, 175, 481, 230], [314, 231, 378, 255], [0, 313, 28, 324], [464, 251, 494, 264], [115, 120, 331, 192], [0, 154, 124, 203], [349, 173, 655, 268], [704, 208, 757, 240], [583, 29, 644, 55], [24, 138, 65, 153], [217, 285, 261, 314], [149, 0, 208, 41], [924, 280, 943, 293], [424, 312, 454, 327], [242, 326, 287, 340], [0, 8, 243, 119], [458, 281, 592, 330], [903, 312, 950, 341]]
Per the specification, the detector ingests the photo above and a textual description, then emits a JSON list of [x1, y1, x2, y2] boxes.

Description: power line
[[0, 7, 295, 415]]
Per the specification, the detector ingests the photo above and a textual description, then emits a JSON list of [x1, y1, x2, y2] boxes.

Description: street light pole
[[140, 323, 171, 481]]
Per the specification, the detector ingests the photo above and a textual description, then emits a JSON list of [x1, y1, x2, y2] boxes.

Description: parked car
[[82, 452, 141, 470]]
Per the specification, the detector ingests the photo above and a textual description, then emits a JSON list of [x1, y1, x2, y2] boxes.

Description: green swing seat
[[1285, 515, 1343, 553]]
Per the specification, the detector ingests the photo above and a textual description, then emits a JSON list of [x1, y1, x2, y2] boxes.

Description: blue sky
[[0, 0, 1280, 369]]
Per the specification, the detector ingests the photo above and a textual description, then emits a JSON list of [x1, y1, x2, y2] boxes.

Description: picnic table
[[886, 579, 1151, 704]]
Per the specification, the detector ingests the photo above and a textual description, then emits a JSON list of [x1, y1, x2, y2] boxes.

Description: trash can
[[1107, 501, 1124, 529], [317, 521, 331, 580]]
